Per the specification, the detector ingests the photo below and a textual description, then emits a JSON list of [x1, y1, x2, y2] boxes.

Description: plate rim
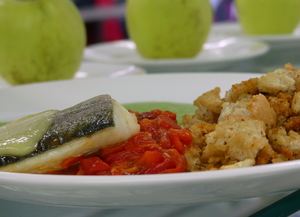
[[0, 158, 299, 184], [211, 22, 300, 42], [84, 38, 269, 67]]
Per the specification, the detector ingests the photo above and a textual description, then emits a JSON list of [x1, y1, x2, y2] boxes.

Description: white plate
[[211, 22, 300, 50], [0, 62, 146, 89], [84, 38, 269, 72], [75, 61, 146, 78], [1, 73, 300, 208]]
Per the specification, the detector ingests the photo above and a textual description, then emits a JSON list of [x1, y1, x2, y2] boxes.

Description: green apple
[[235, 0, 300, 35], [125, 0, 213, 59], [0, 0, 86, 85]]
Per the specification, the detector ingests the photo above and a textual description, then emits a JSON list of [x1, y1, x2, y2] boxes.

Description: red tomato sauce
[[52, 110, 193, 175]]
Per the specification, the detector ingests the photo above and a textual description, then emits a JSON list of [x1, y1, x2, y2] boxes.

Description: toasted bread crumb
[[185, 63, 300, 172]]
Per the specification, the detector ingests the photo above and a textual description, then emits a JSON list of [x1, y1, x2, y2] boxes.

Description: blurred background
[[72, 0, 300, 74], [73, 0, 236, 45]]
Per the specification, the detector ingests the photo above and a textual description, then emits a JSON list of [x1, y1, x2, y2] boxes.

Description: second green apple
[[235, 0, 300, 35], [125, 0, 213, 59]]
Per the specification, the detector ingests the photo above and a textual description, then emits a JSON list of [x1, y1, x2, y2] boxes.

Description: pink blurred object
[[94, 0, 125, 42]]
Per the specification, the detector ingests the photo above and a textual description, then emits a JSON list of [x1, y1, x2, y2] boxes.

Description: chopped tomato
[[80, 156, 110, 175], [162, 149, 187, 173], [61, 155, 84, 169]]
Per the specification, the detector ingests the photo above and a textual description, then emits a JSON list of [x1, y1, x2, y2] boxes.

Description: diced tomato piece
[[100, 141, 128, 159], [130, 132, 157, 147], [61, 155, 84, 169], [104, 149, 140, 165], [80, 156, 110, 175], [162, 110, 177, 121], [162, 149, 187, 173], [178, 129, 194, 145], [136, 151, 165, 171], [169, 129, 184, 154], [158, 128, 172, 149], [157, 115, 180, 130], [139, 120, 158, 138], [143, 156, 175, 174]]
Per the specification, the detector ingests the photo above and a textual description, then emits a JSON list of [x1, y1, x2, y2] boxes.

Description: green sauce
[[123, 102, 196, 123], [0, 122, 7, 127]]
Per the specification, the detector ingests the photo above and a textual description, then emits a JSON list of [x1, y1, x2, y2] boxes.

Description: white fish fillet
[[0, 95, 139, 174]]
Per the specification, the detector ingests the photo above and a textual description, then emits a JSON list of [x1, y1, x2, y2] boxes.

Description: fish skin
[[38, 94, 115, 152], [0, 95, 140, 173]]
